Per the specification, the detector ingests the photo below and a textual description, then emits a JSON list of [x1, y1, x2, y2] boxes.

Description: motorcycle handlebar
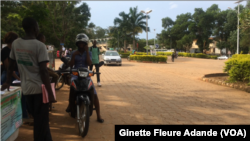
[[55, 69, 101, 74]]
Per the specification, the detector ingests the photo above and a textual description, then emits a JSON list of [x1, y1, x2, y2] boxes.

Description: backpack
[[90, 47, 100, 60]]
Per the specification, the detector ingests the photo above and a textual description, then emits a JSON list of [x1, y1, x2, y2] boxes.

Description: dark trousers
[[89, 64, 100, 82], [26, 94, 52, 141], [21, 93, 29, 119]]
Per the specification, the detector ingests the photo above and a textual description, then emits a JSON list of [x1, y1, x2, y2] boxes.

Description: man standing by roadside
[[89, 40, 101, 87], [171, 51, 175, 62], [1, 17, 56, 141]]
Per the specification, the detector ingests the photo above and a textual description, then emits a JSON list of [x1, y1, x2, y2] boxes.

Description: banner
[[1, 90, 22, 141], [115, 125, 249, 140]]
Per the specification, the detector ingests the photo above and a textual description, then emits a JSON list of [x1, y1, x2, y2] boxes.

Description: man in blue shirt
[[66, 33, 104, 123]]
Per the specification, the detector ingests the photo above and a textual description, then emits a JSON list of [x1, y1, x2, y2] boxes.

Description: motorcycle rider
[[65, 33, 104, 123]]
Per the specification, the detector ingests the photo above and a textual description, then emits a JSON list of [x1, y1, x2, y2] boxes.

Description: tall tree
[[128, 6, 148, 50], [44, 1, 91, 51], [114, 11, 132, 52], [189, 8, 214, 53], [95, 26, 107, 38]]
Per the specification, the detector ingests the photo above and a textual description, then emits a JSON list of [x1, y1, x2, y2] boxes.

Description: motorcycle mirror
[[99, 61, 104, 67]]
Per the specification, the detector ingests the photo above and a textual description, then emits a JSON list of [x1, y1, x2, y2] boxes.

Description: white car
[[217, 55, 228, 60], [102, 51, 122, 66]]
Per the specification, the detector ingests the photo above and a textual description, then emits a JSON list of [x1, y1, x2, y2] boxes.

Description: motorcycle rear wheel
[[78, 103, 90, 138], [55, 75, 64, 90]]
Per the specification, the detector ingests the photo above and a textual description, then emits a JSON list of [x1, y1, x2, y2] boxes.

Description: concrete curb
[[202, 77, 250, 93]]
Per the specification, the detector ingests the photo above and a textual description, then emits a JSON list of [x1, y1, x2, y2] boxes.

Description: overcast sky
[[77, 1, 247, 40]]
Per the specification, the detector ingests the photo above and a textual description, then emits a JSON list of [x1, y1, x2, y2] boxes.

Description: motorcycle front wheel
[[55, 74, 64, 90], [78, 103, 90, 138]]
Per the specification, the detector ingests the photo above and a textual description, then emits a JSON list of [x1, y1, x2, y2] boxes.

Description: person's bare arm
[[39, 62, 56, 103], [3, 58, 20, 80], [1, 59, 16, 91], [12, 71, 20, 80], [85, 47, 92, 66]]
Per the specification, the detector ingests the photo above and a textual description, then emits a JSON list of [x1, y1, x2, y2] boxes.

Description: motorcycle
[[54, 57, 71, 90], [60, 57, 104, 137]]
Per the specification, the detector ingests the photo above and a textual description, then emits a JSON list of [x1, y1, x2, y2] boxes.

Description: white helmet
[[75, 33, 89, 46]]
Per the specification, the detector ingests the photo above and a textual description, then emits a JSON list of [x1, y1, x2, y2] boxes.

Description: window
[[105, 52, 119, 56]]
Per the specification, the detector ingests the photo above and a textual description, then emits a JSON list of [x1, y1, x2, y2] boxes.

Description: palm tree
[[114, 12, 132, 52], [128, 6, 149, 50]]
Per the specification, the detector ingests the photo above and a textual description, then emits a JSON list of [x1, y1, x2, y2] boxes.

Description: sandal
[[97, 119, 104, 123]]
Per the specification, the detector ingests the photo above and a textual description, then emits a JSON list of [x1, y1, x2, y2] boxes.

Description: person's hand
[[84, 46, 89, 52], [1, 82, 10, 91]]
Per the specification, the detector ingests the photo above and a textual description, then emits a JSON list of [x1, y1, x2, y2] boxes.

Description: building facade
[[88, 38, 113, 52], [189, 38, 227, 54]]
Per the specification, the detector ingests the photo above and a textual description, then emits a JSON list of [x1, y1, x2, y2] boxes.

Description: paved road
[[16, 57, 250, 141]]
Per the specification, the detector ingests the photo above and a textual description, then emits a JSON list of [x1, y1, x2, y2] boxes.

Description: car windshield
[[105, 52, 119, 56]]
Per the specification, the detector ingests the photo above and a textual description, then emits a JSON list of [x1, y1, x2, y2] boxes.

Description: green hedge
[[209, 56, 218, 59], [177, 52, 217, 59], [135, 52, 147, 55], [224, 54, 250, 84], [120, 53, 130, 58], [134, 52, 172, 56], [156, 52, 173, 56], [130, 55, 167, 62], [195, 53, 207, 58]]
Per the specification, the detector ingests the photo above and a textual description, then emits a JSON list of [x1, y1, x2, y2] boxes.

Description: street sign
[[155, 44, 159, 48]]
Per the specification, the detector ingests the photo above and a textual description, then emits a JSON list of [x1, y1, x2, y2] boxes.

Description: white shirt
[[10, 38, 49, 95]]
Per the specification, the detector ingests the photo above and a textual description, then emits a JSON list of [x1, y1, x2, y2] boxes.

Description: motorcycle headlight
[[78, 71, 88, 77]]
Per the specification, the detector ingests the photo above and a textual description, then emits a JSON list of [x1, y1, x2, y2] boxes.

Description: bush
[[195, 53, 207, 58], [135, 52, 147, 55], [183, 53, 191, 57], [210, 56, 218, 59], [191, 53, 196, 57], [120, 53, 130, 58], [224, 55, 250, 83], [130, 55, 167, 62], [177, 52, 185, 56], [157, 52, 173, 56]]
